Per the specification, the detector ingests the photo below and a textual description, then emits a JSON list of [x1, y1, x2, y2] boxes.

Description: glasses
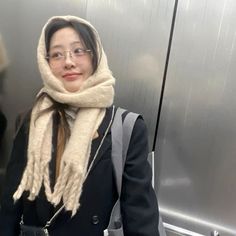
[[46, 48, 91, 66]]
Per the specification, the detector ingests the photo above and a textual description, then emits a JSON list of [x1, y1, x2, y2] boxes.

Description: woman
[[0, 15, 159, 236]]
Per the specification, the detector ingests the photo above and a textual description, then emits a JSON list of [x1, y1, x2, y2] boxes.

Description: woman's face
[[48, 27, 93, 92]]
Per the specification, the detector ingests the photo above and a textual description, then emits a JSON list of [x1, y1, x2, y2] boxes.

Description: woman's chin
[[64, 84, 81, 93], [63, 81, 82, 93]]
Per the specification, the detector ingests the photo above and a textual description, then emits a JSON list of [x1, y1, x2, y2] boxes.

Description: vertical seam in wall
[[152, 0, 179, 151]]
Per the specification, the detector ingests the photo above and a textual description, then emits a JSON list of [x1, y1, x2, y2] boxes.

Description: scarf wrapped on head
[[13, 15, 115, 216]]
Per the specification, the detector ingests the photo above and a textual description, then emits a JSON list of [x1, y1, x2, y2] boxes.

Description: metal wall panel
[[85, 0, 175, 149], [157, 0, 236, 235]]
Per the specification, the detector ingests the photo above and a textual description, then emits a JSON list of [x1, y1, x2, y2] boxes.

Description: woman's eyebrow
[[50, 41, 82, 50], [50, 45, 63, 50], [71, 41, 82, 46]]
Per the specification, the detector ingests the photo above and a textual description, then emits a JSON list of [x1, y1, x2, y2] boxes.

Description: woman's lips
[[62, 73, 81, 81]]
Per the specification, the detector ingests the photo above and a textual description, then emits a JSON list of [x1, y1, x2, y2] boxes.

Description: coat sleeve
[[121, 117, 160, 236], [0, 115, 29, 235]]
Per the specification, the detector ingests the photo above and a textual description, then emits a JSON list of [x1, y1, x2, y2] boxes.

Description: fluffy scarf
[[13, 15, 115, 216]]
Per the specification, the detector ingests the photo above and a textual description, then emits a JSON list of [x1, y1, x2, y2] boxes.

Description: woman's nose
[[64, 53, 76, 68]]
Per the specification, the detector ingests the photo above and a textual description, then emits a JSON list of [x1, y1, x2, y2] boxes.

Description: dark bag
[[20, 224, 49, 236], [19, 203, 64, 236]]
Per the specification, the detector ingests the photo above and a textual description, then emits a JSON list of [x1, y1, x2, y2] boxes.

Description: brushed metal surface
[[85, 0, 175, 149], [157, 0, 236, 235], [164, 222, 205, 236]]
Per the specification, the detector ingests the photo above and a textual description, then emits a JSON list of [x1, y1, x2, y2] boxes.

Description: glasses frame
[[45, 48, 92, 62]]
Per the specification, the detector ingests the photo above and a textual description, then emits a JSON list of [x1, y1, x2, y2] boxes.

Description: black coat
[[0, 109, 7, 146], [0, 106, 159, 236]]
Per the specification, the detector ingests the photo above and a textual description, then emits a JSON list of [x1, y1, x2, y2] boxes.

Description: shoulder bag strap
[[111, 108, 140, 196], [106, 108, 139, 234], [122, 112, 140, 168], [111, 107, 126, 195]]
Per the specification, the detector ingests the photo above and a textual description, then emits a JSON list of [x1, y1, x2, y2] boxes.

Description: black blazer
[[0, 106, 159, 236], [0, 110, 7, 146]]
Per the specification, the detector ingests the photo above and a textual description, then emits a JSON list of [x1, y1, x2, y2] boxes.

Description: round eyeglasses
[[46, 48, 91, 66]]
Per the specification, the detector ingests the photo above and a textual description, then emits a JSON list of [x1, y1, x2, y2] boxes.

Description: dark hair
[[45, 18, 101, 74], [35, 92, 71, 152]]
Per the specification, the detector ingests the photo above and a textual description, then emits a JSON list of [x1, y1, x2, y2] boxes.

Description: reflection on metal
[[0, 34, 9, 72], [211, 231, 220, 236], [157, 0, 236, 234], [86, 0, 176, 150], [148, 151, 155, 188], [164, 222, 205, 236], [161, 177, 191, 187], [160, 207, 236, 235]]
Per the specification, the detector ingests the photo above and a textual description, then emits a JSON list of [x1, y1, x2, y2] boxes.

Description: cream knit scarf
[[13, 16, 115, 216]]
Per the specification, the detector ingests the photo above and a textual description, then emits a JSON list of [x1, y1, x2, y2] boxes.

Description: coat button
[[92, 215, 99, 225]]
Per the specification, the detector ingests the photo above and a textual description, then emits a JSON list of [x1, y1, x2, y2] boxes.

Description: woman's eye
[[74, 48, 84, 56], [51, 52, 63, 59]]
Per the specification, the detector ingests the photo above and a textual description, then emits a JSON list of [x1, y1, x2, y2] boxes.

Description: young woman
[[0, 15, 159, 236]]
